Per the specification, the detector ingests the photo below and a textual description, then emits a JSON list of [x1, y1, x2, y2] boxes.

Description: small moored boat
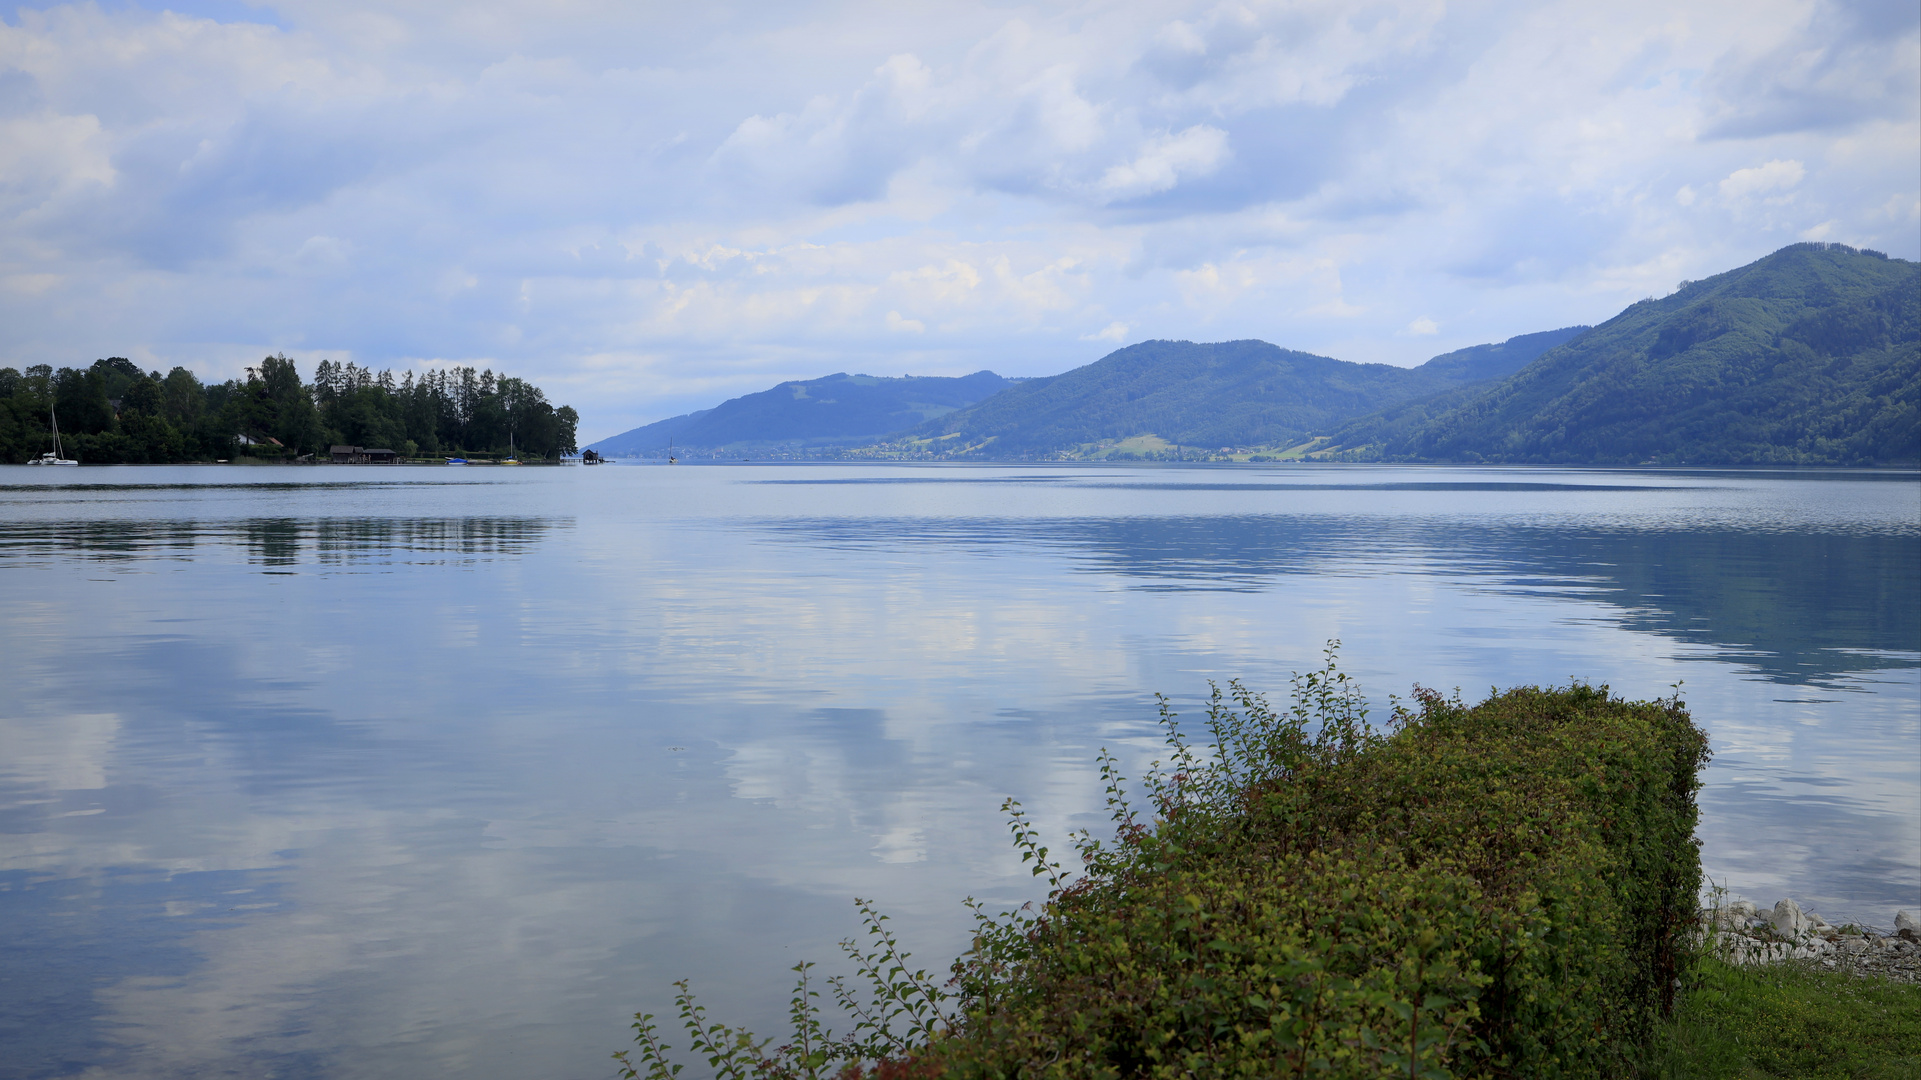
[[28, 405, 78, 466]]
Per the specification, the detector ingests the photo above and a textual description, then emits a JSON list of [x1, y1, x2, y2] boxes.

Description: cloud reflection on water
[[751, 513, 1920, 687]]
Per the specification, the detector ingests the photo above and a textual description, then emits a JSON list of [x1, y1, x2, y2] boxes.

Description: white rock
[[1710, 906, 1751, 930], [1896, 910, 1917, 937], [1725, 938, 1778, 966], [1771, 898, 1810, 940], [1728, 900, 1759, 919]]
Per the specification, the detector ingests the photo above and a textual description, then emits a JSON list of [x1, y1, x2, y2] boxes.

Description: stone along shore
[[1707, 900, 1920, 983]]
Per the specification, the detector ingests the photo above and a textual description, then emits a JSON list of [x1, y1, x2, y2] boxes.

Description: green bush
[[619, 650, 1711, 1079]]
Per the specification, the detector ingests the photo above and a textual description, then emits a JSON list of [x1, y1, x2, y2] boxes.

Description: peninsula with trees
[[0, 355, 578, 464]]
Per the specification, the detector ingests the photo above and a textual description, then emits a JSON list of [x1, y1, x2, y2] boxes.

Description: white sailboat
[[502, 432, 521, 465], [28, 404, 78, 466]]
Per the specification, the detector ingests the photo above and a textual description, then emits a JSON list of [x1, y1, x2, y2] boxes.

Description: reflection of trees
[[249, 518, 301, 566], [765, 515, 1920, 687], [300, 518, 558, 565], [0, 517, 564, 569]]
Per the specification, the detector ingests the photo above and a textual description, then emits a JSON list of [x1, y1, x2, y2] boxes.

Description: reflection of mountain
[[1535, 526, 1917, 681], [758, 514, 1919, 686], [0, 516, 565, 568]]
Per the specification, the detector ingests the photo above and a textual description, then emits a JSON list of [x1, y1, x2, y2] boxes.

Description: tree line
[[0, 355, 579, 464]]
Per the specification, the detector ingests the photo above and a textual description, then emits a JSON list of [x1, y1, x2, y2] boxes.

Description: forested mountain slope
[[588, 370, 1012, 456], [906, 328, 1584, 458], [1332, 243, 1918, 465]]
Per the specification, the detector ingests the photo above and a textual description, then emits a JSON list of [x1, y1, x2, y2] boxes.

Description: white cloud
[[0, 0, 1913, 439], [1408, 317, 1439, 335], [1719, 158, 1807, 200], [1082, 321, 1129, 342], [1093, 125, 1231, 202], [0, 113, 116, 203]]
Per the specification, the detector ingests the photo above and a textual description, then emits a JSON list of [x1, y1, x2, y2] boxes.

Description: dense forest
[[0, 354, 578, 464], [1328, 243, 1919, 465], [901, 329, 1584, 458]]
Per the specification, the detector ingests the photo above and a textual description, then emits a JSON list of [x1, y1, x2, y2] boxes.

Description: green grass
[[1271, 435, 1327, 459], [1646, 956, 1921, 1079], [1084, 432, 1174, 458]]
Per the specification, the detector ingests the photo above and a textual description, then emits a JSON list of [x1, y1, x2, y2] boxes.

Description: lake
[[2, 463, 1916, 1079]]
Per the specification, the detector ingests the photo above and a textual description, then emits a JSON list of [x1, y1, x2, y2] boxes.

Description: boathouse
[[330, 445, 400, 464]]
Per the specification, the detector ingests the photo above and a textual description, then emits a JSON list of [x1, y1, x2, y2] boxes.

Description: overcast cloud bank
[[1, 0, 1915, 439]]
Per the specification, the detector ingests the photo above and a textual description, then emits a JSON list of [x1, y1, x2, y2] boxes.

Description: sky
[[1, 0, 1916, 441]]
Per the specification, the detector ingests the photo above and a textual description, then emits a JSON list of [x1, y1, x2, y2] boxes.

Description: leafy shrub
[[619, 648, 1710, 1079]]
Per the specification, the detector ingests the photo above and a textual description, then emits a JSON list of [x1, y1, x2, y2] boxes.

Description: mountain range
[[586, 243, 1919, 466], [901, 328, 1584, 458], [588, 370, 1014, 457], [1325, 242, 1918, 464]]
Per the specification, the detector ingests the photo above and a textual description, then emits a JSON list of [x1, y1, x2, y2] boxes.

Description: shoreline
[[1708, 899, 1920, 982]]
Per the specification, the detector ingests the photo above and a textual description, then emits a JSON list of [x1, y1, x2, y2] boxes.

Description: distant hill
[[1415, 328, 1594, 383], [902, 328, 1586, 458], [1318, 331, 1604, 455], [588, 408, 715, 458], [587, 370, 1014, 457], [1326, 243, 1920, 465]]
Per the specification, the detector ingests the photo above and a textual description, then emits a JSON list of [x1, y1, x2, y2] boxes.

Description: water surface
[[2, 463, 1916, 1079]]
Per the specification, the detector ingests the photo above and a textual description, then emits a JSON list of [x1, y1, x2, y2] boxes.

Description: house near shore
[[330, 445, 399, 464]]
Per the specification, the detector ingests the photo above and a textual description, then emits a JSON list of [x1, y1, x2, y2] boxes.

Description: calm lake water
[[2, 463, 1917, 1079]]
